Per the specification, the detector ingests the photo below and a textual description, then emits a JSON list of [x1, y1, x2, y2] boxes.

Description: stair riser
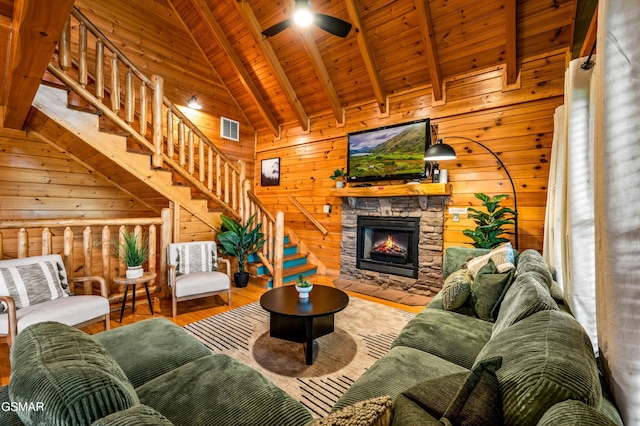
[[261, 266, 318, 289], [254, 255, 307, 276]]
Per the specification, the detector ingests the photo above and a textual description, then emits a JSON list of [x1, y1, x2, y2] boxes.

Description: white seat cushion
[[0, 295, 109, 335], [174, 271, 230, 298]]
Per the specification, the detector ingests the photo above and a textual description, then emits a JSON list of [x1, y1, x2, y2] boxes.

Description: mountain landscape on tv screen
[[349, 123, 425, 178]]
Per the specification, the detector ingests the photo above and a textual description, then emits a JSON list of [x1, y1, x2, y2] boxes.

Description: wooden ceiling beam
[[415, 0, 443, 101], [298, 30, 344, 124], [235, 0, 309, 131], [504, 0, 519, 85], [3, 0, 75, 129], [343, 0, 386, 114], [186, 0, 280, 136]]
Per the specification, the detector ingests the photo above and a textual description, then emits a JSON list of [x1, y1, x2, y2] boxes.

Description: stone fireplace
[[340, 195, 446, 296]]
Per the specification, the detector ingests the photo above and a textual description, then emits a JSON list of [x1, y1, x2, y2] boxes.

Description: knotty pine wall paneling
[[255, 50, 568, 272]]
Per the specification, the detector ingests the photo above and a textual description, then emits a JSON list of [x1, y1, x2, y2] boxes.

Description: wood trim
[[185, 0, 280, 136], [288, 196, 329, 236], [298, 30, 345, 124], [3, 0, 75, 129], [504, 0, 519, 85], [344, 0, 386, 114], [415, 0, 443, 101], [235, 0, 309, 131]]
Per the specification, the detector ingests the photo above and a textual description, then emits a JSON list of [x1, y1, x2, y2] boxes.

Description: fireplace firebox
[[356, 216, 420, 278]]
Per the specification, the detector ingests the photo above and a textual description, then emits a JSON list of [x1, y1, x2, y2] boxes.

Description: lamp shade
[[424, 140, 457, 161]]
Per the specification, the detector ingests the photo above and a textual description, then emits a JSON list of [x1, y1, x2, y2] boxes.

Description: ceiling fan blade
[[314, 14, 352, 38], [262, 18, 293, 37]]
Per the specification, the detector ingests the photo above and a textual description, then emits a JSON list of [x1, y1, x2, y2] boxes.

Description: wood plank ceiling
[[1, 0, 580, 136]]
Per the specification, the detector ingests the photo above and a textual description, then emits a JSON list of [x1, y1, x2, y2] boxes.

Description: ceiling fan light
[[293, 2, 313, 27]]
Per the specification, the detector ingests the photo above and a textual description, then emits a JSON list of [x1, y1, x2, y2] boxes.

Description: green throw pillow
[[401, 357, 503, 426], [9, 322, 139, 426], [90, 404, 174, 426], [441, 269, 472, 310], [471, 260, 515, 321], [309, 396, 392, 426]]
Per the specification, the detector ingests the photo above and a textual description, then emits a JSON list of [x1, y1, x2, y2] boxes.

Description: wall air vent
[[221, 117, 240, 141]]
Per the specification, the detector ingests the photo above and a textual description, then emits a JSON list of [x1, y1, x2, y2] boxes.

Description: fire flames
[[372, 234, 407, 256]]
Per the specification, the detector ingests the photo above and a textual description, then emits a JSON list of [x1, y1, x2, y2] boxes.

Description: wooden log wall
[[255, 50, 568, 273]]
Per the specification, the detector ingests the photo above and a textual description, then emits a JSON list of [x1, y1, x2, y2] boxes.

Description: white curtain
[[544, 57, 598, 353], [593, 1, 640, 424]]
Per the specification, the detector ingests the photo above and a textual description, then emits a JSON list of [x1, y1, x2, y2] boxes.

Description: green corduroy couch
[[333, 246, 624, 425], [0, 317, 313, 426]]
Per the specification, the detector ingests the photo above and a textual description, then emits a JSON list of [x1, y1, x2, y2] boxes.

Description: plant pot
[[126, 265, 144, 279], [335, 180, 345, 188], [234, 271, 250, 288], [295, 284, 313, 299]]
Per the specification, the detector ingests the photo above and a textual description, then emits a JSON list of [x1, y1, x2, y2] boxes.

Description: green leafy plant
[[217, 214, 266, 273], [462, 193, 516, 249], [329, 168, 346, 180], [295, 274, 312, 288], [115, 227, 149, 267]]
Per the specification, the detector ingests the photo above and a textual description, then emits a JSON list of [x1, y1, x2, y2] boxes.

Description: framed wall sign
[[261, 157, 280, 186]]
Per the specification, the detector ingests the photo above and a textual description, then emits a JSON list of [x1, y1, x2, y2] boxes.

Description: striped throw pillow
[[0, 260, 69, 313], [176, 243, 218, 275]]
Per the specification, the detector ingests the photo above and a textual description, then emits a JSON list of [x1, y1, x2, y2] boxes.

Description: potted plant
[[115, 227, 149, 279], [294, 273, 313, 299], [330, 168, 346, 188], [462, 193, 516, 249], [217, 214, 266, 288]]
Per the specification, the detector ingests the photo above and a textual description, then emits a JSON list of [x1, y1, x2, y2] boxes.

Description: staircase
[[248, 236, 317, 289]]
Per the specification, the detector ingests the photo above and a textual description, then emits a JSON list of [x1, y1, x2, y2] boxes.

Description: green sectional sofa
[[334, 246, 623, 425], [0, 318, 312, 426], [0, 246, 624, 425]]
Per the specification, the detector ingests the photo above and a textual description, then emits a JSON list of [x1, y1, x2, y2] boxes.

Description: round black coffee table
[[260, 285, 349, 365]]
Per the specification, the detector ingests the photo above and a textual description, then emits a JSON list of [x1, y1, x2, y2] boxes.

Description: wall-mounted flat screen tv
[[347, 118, 431, 182]]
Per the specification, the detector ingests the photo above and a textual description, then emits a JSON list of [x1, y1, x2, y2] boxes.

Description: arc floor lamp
[[424, 137, 519, 250]]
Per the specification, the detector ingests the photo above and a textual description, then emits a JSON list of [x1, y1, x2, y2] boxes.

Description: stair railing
[[47, 7, 285, 287]]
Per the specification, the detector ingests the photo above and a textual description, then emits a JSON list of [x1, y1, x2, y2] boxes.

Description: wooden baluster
[[239, 161, 246, 220], [188, 131, 195, 175], [17, 228, 28, 258], [273, 211, 285, 288], [117, 226, 126, 276], [64, 227, 74, 282], [111, 55, 120, 112], [215, 155, 222, 198], [198, 138, 205, 183], [224, 162, 230, 204], [42, 228, 52, 255], [268, 220, 274, 261], [101, 226, 111, 296], [78, 22, 88, 87], [82, 227, 93, 294], [125, 69, 134, 125], [178, 120, 185, 168], [160, 208, 172, 296], [231, 170, 238, 211], [95, 40, 104, 100], [140, 84, 147, 136], [151, 75, 164, 168], [59, 18, 71, 71], [167, 110, 174, 159], [207, 149, 214, 191], [148, 225, 157, 274]]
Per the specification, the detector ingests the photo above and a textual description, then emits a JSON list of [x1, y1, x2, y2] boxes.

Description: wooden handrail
[[288, 196, 329, 236]]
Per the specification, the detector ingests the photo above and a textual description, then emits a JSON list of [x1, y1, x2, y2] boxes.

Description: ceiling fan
[[262, 0, 353, 38]]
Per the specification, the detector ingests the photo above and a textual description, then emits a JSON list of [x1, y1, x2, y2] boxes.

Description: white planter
[[335, 181, 345, 188], [126, 265, 144, 279], [295, 284, 313, 299]]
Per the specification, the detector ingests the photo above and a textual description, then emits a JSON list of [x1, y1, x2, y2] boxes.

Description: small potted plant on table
[[295, 274, 313, 299], [116, 227, 149, 279], [217, 214, 266, 288]]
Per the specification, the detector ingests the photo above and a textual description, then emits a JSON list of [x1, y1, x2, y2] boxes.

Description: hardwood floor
[[0, 275, 426, 386]]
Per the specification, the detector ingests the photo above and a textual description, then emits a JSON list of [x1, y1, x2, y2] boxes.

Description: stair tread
[[248, 251, 306, 268]]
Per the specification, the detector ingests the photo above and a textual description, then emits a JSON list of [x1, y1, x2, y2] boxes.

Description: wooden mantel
[[329, 183, 452, 210]]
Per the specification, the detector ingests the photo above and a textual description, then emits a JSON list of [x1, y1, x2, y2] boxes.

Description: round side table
[[113, 272, 156, 323]]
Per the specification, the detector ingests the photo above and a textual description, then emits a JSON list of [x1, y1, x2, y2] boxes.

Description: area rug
[[183, 296, 415, 417]]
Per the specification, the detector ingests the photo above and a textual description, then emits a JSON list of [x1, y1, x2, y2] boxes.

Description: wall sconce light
[[187, 95, 202, 110]]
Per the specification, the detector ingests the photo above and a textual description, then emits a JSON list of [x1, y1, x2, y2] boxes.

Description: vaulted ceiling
[[0, 0, 594, 136]]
